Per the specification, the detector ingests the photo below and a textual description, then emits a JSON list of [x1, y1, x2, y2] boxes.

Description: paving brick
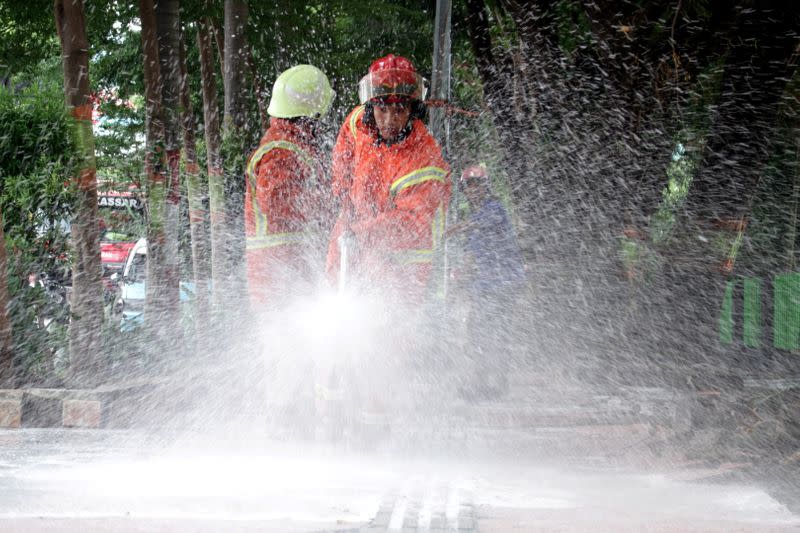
[[429, 515, 445, 529], [458, 516, 475, 530], [369, 511, 392, 527], [62, 399, 102, 428], [21, 392, 62, 427], [0, 399, 21, 428]]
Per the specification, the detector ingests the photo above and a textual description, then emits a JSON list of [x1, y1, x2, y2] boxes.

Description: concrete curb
[[0, 381, 162, 429]]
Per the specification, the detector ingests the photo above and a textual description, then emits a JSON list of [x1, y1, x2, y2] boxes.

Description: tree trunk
[[222, 0, 250, 310], [464, 0, 536, 215], [139, 0, 171, 344], [179, 25, 210, 337], [671, 3, 798, 370], [54, 0, 104, 385], [211, 17, 225, 76], [154, 0, 183, 351], [470, 0, 681, 375], [687, 2, 797, 221], [577, 0, 700, 227], [246, 46, 268, 132], [0, 211, 12, 386], [197, 19, 226, 311]]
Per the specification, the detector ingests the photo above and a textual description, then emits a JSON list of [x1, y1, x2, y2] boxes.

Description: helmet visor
[[357, 70, 428, 105]]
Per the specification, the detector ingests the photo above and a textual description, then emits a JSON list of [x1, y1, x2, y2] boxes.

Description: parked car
[[110, 238, 196, 332], [109, 238, 145, 331]]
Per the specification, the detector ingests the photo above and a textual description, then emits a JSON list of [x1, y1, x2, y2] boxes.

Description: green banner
[[743, 278, 761, 348], [774, 273, 800, 350], [720, 280, 734, 344]]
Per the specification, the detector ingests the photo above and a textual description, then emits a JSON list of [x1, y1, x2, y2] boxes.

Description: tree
[[154, 0, 183, 345], [453, 0, 800, 377], [0, 74, 76, 385], [54, 0, 104, 385], [463, 0, 536, 216], [138, 0, 172, 341], [179, 24, 210, 335], [687, 1, 798, 222], [221, 0, 250, 309], [0, 210, 11, 385], [1, 1, 59, 86], [197, 17, 226, 311]]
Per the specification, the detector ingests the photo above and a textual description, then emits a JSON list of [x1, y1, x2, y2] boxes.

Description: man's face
[[372, 101, 411, 142], [463, 178, 486, 206]]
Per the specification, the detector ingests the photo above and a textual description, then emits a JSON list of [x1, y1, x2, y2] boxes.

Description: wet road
[[0, 429, 797, 532]]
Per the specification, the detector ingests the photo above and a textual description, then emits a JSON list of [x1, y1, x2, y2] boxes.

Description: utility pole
[[429, 0, 452, 150], [430, 0, 455, 314]]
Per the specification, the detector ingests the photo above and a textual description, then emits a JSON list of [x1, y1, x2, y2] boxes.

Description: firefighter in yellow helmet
[[245, 64, 335, 310]]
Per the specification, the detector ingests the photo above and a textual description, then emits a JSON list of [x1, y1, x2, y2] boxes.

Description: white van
[[111, 238, 147, 331]]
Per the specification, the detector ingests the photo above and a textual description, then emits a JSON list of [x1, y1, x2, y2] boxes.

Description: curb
[[0, 382, 161, 429]]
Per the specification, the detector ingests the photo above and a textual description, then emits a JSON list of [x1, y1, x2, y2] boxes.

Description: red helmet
[[358, 54, 427, 104], [460, 165, 489, 184], [369, 54, 417, 77]]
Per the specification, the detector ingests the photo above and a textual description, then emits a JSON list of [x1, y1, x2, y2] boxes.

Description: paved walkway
[[0, 429, 797, 532]]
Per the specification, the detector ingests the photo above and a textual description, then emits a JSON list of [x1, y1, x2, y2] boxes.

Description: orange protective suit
[[246, 118, 329, 309], [326, 105, 451, 303]]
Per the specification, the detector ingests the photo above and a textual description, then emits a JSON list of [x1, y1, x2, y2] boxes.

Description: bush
[[0, 81, 77, 384]]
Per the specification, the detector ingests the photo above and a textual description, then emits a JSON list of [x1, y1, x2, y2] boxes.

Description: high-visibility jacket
[[246, 118, 329, 309], [326, 105, 451, 302]]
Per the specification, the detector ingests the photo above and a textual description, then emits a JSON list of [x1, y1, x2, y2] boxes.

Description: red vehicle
[[101, 231, 137, 276], [97, 181, 143, 280]]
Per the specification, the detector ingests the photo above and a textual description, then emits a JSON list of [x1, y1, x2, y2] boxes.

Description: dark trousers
[[465, 286, 525, 395]]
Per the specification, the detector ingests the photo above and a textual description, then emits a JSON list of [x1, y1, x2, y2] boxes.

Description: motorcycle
[[29, 271, 71, 331]]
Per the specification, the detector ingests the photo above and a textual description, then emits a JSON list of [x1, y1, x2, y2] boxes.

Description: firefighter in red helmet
[[327, 54, 451, 305]]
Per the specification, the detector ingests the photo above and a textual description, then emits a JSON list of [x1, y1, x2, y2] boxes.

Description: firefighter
[[245, 64, 335, 310], [326, 54, 451, 306]]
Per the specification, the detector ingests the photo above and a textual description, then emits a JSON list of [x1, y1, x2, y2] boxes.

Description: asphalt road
[[0, 428, 797, 532]]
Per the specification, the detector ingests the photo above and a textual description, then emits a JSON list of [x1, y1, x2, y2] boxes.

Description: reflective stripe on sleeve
[[349, 105, 365, 140], [393, 249, 433, 264], [246, 140, 317, 188], [246, 232, 308, 250], [389, 166, 447, 197], [392, 205, 445, 265]]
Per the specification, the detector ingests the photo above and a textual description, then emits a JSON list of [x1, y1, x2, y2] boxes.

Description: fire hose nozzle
[[338, 230, 357, 292]]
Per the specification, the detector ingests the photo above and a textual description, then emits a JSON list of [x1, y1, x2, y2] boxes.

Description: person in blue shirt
[[448, 164, 527, 400]]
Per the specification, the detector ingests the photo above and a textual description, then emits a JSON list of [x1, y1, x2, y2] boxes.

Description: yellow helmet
[[267, 64, 335, 119]]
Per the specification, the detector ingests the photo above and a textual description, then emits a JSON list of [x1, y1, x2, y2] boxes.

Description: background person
[[448, 164, 527, 400]]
